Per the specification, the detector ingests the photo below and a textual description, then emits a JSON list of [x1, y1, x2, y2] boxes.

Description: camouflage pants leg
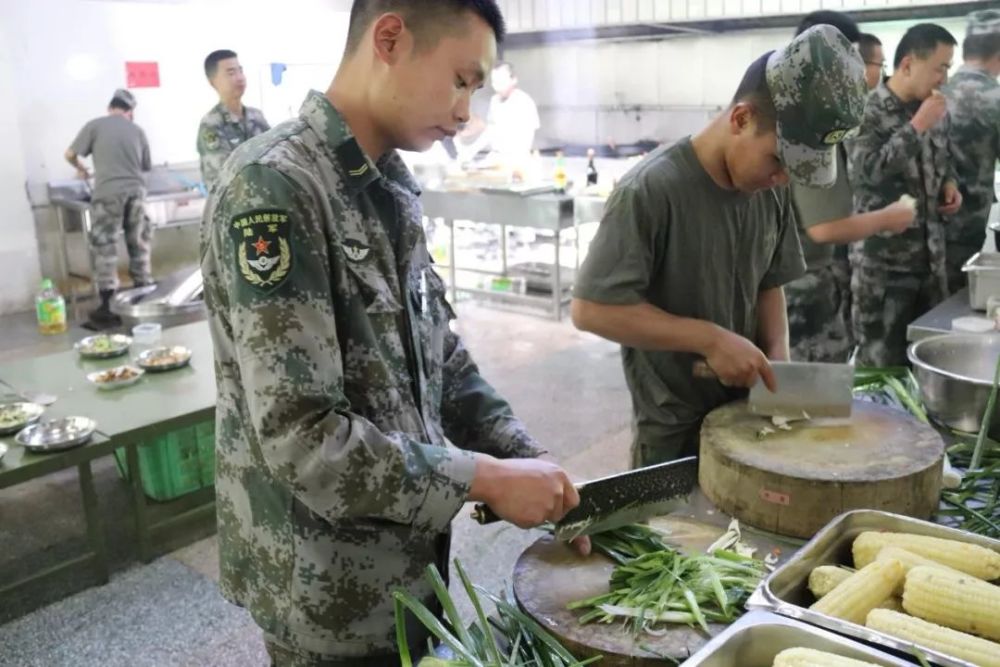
[[264, 638, 400, 667], [123, 194, 153, 285], [851, 266, 938, 367], [88, 196, 126, 291], [786, 266, 852, 363], [630, 411, 700, 469], [831, 245, 854, 349]]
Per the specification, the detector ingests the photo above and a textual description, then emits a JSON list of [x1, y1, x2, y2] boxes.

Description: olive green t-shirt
[[574, 137, 806, 438], [790, 145, 853, 271]]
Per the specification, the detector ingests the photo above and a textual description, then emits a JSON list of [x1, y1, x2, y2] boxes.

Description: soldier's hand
[[469, 455, 579, 529], [879, 200, 917, 234], [703, 329, 776, 391], [911, 90, 948, 133], [938, 182, 962, 215], [75, 167, 91, 181]]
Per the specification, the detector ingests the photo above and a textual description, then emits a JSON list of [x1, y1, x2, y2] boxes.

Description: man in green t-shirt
[[572, 26, 867, 467]]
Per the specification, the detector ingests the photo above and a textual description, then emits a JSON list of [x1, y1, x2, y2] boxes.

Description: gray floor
[[0, 301, 632, 666]]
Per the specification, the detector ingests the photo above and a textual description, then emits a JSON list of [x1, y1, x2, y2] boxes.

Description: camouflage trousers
[[945, 242, 982, 296], [264, 638, 402, 667], [89, 190, 152, 291], [786, 265, 852, 363], [631, 409, 700, 468], [851, 265, 942, 367], [831, 245, 854, 349]]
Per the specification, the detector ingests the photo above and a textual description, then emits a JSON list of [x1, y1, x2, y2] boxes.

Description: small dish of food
[[135, 346, 193, 372], [87, 365, 145, 390], [74, 334, 132, 359]]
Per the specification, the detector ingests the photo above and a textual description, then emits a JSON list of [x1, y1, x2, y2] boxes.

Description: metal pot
[[111, 266, 206, 330], [907, 333, 1000, 437]]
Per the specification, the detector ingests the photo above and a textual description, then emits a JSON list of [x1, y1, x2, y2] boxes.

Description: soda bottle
[[554, 151, 568, 191], [36, 278, 68, 335]]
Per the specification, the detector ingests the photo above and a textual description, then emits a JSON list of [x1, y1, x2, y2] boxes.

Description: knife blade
[[748, 361, 853, 418], [471, 456, 698, 541]]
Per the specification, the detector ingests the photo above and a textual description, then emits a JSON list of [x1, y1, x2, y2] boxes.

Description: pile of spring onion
[[568, 525, 766, 636], [394, 560, 599, 667], [853, 366, 929, 422]]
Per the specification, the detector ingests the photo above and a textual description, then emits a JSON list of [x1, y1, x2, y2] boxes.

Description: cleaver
[[471, 456, 698, 541], [749, 361, 854, 418]]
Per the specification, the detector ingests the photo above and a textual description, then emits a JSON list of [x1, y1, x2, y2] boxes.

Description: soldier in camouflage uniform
[[200, 3, 583, 665], [65, 88, 153, 329], [197, 49, 270, 191], [850, 24, 963, 367], [944, 10, 1000, 293]]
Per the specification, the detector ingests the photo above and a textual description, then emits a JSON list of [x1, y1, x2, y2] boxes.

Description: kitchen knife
[[471, 456, 698, 541]]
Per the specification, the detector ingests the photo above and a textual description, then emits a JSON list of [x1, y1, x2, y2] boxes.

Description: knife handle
[[693, 359, 717, 379], [471, 503, 501, 524]]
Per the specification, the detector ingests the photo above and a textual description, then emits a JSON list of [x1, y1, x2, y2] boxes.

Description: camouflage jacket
[[849, 79, 957, 292], [197, 102, 270, 191], [200, 90, 542, 657], [945, 64, 1000, 250]]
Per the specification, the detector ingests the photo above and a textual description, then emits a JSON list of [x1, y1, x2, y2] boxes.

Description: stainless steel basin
[[907, 333, 1000, 437], [111, 266, 205, 329]]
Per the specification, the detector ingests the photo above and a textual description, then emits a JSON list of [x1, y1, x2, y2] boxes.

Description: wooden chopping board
[[699, 399, 944, 539], [512, 491, 801, 665]]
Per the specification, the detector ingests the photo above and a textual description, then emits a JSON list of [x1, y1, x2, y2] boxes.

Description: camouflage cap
[[112, 88, 136, 109], [967, 9, 1000, 36], [766, 25, 867, 188]]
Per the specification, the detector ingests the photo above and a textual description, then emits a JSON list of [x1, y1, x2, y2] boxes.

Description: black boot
[[85, 289, 122, 330]]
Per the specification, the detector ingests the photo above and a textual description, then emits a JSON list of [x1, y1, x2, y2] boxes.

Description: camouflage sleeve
[[943, 115, 959, 188], [849, 107, 920, 187], [198, 120, 231, 189], [440, 329, 544, 459], [213, 163, 477, 530]]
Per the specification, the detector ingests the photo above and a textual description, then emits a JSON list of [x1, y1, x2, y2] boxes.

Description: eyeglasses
[[865, 61, 887, 71]]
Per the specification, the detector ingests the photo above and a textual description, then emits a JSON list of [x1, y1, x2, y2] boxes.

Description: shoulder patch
[[202, 127, 220, 151], [230, 208, 294, 292]]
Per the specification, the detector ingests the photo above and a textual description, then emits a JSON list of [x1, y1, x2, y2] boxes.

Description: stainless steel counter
[[907, 288, 977, 342]]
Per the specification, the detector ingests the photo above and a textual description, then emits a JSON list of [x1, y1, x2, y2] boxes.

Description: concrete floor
[[0, 300, 633, 666]]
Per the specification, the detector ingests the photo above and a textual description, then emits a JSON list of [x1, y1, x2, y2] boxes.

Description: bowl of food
[[87, 365, 144, 390], [135, 345, 193, 372], [74, 334, 132, 359], [0, 401, 45, 435]]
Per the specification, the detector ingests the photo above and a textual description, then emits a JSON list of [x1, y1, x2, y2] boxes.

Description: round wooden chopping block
[[699, 399, 943, 539]]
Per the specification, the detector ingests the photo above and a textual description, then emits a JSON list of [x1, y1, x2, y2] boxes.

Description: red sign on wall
[[125, 61, 160, 88]]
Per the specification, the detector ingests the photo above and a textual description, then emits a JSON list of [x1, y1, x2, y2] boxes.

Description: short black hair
[[859, 33, 883, 63], [345, 0, 505, 55], [795, 10, 861, 43], [109, 97, 132, 112], [204, 49, 238, 79], [894, 24, 957, 68], [964, 32, 1000, 61], [731, 52, 777, 132]]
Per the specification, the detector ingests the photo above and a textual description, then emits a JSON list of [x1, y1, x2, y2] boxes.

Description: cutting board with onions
[[512, 491, 799, 665], [699, 399, 944, 539]]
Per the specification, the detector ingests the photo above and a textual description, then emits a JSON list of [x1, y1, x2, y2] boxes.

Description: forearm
[[64, 149, 84, 171], [807, 210, 893, 244], [570, 298, 720, 355], [755, 287, 789, 361]]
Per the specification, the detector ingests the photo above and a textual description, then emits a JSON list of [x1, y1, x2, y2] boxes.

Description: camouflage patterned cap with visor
[[766, 24, 867, 188], [111, 88, 137, 110]]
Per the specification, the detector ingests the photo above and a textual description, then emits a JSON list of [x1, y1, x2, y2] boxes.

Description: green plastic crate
[[114, 421, 215, 501]]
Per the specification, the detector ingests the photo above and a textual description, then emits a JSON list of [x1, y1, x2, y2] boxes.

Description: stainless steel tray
[[74, 333, 132, 359], [135, 345, 192, 372], [15, 416, 96, 452], [0, 401, 45, 435], [682, 610, 913, 666], [748, 509, 1000, 667], [962, 251, 1000, 311]]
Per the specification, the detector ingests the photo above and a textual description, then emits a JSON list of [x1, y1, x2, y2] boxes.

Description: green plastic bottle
[[36, 278, 67, 335]]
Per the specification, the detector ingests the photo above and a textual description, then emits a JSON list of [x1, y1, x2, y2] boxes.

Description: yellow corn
[[853, 531, 1000, 580], [902, 565, 1000, 641], [808, 565, 854, 599], [874, 547, 966, 595], [772, 647, 879, 666], [810, 558, 905, 625], [866, 609, 1000, 667]]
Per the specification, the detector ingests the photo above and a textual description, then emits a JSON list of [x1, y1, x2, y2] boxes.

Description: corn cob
[[874, 547, 966, 594], [866, 608, 1000, 667], [772, 647, 879, 666], [808, 565, 854, 599], [874, 596, 904, 612], [853, 532, 1000, 580], [809, 558, 905, 625], [902, 565, 1000, 641]]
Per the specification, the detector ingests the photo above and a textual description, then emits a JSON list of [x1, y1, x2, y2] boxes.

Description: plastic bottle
[[554, 151, 568, 191], [36, 278, 67, 335]]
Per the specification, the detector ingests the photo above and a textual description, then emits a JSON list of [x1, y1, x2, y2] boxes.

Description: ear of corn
[[902, 565, 1000, 641], [772, 647, 879, 666], [809, 558, 905, 625], [866, 608, 1000, 667], [874, 546, 966, 595], [853, 532, 1000, 580], [808, 565, 854, 599]]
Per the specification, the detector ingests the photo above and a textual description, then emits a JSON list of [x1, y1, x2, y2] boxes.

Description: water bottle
[[36, 278, 67, 335]]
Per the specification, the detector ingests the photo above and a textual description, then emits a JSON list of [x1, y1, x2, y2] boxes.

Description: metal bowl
[[0, 401, 45, 435], [135, 345, 192, 372], [74, 333, 132, 359], [16, 416, 96, 452], [907, 333, 1000, 437], [87, 365, 144, 390]]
